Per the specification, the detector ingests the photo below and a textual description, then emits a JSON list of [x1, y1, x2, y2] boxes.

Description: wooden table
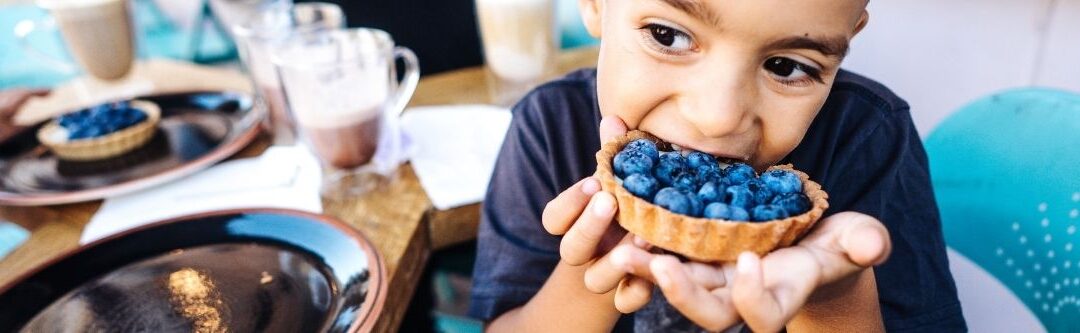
[[0, 47, 599, 332]]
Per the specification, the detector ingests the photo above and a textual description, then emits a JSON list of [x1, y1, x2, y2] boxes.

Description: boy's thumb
[[599, 115, 628, 142]]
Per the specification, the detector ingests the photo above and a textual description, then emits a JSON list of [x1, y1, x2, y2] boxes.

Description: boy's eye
[[763, 57, 823, 86], [642, 23, 694, 53]]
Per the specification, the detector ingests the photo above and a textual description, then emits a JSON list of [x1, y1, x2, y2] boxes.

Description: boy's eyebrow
[[764, 35, 850, 58], [655, 0, 722, 27]]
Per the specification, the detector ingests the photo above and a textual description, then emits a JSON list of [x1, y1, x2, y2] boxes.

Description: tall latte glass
[[14, 0, 147, 103], [273, 28, 419, 198], [475, 0, 557, 106], [15, 0, 135, 80]]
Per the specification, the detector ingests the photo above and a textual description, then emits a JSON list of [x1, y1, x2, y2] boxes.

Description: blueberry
[[614, 150, 654, 178], [624, 139, 660, 163], [760, 170, 802, 195], [59, 114, 77, 128], [84, 127, 103, 138], [686, 151, 717, 169], [686, 194, 704, 217], [729, 206, 750, 221], [751, 205, 789, 222], [771, 192, 811, 216], [130, 111, 147, 124], [88, 106, 108, 119], [694, 164, 722, 185], [672, 171, 697, 193], [725, 185, 755, 210], [68, 128, 88, 140], [654, 152, 687, 186], [745, 178, 775, 205], [704, 202, 751, 221], [724, 163, 756, 186], [623, 173, 660, 199], [696, 181, 724, 204], [654, 187, 693, 216], [703, 202, 734, 219]]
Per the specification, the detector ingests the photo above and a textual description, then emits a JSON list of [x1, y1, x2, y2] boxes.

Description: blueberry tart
[[595, 130, 829, 262], [37, 100, 161, 161]]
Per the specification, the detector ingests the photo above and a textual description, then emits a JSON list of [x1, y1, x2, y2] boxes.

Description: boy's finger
[[561, 191, 618, 265], [585, 243, 652, 293], [615, 277, 654, 313], [631, 235, 653, 250], [836, 212, 892, 267], [802, 212, 892, 286], [732, 252, 792, 333], [651, 255, 739, 331], [599, 115, 628, 143], [542, 177, 601, 235], [684, 261, 727, 290], [612, 253, 727, 290]]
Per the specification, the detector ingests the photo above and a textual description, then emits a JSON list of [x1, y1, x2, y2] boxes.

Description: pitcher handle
[[13, 17, 78, 74], [388, 46, 420, 117]]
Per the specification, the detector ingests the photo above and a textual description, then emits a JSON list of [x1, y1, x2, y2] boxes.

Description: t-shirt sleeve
[[467, 93, 565, 322], [822, 104, 967, 332]]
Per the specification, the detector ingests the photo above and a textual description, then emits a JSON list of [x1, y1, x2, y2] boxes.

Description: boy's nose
[[678, 70, 755, 138]]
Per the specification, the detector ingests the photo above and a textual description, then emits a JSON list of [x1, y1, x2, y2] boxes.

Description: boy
[[470, 0, 966, 332]]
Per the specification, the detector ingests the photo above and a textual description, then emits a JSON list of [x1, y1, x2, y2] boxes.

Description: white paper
[[401, 105, 512, 210], [80, 145, 323, 244]]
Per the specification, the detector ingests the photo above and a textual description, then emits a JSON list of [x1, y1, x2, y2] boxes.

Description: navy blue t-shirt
[[469, 68, 967, 332]]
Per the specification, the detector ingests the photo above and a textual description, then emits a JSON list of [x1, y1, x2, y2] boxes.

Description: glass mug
[[273, 28, 420, 198], [232, 2, 345, 144]]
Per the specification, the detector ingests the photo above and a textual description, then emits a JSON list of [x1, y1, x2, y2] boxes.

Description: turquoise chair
[[928, 88, 1080, 332]]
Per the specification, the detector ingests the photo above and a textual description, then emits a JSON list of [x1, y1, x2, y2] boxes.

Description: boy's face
[[581, 0, 868, 170]]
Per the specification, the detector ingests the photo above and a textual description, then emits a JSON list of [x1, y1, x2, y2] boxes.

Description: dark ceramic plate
[[0, 209, 386, 333], [0, 91, 263, 206]]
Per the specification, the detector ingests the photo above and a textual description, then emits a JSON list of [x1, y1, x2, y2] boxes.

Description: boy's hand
[[611, 212, 891, 332], [541, 116, 666, 313]]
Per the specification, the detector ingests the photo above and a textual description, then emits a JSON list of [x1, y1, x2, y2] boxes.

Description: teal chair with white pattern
[[927, 88, 1080, 332]]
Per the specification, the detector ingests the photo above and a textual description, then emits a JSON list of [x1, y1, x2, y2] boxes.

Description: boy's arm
[[788, 268, 883, 332], [487, 118, 651, 332], [489, 262, 622, 332]]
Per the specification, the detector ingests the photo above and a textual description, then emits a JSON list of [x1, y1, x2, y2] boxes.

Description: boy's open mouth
[[669, 143, 750, 166]]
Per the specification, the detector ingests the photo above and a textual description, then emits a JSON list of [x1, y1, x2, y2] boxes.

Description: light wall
[[843, 0, 1080, 136]]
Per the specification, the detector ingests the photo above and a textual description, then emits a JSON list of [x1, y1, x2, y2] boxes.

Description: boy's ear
[[579, 0, 602, 38], [852, 10, 869, 36]]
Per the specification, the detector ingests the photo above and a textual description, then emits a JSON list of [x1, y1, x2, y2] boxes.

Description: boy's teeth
[[667, 142, 743, 164]]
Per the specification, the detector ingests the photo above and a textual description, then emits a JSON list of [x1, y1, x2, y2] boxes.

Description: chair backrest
[[927, 88, 1080, 332]]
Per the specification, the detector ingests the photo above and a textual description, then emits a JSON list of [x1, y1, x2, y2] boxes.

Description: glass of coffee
[[273, 28, 420, 198], [14, 0, 135, 80], [231, 2, 345, 144], [13, 0, 151, 103], [475, 0, 558, 106]]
